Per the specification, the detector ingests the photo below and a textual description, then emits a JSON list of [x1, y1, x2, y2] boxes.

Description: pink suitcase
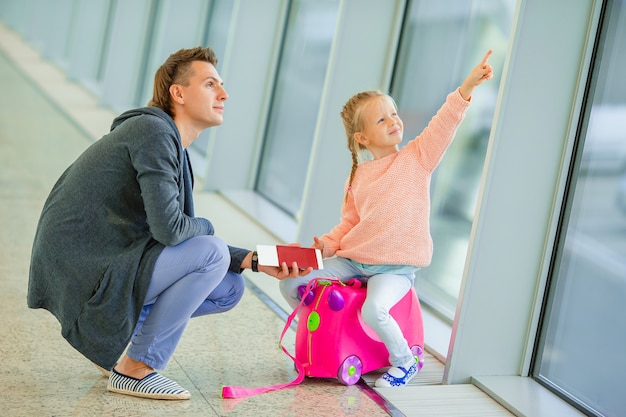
[[295, 278, 425, 385], [221, 277, 425, 398]]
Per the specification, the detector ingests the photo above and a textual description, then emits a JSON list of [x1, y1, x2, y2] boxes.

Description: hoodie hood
[[110, 107, 178, 136]]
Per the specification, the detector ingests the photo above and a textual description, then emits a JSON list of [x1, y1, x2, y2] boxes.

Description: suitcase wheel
[[411, 345, 425, 372], [337, 355, 362, 386]]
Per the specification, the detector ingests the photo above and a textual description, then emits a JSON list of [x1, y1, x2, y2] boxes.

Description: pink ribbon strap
[[221, 278, 338, 398]]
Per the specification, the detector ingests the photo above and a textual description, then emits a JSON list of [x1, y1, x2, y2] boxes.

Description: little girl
[[280, 50, 494, 387]]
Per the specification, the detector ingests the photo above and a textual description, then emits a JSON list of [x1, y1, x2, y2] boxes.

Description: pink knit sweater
[[320, 89, 470, 267]]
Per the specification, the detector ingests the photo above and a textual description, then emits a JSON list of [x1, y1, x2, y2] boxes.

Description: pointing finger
[[481, 49, 493, 66]]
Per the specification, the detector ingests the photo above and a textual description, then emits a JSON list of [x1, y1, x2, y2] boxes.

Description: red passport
[[256, 245, 324, 270]]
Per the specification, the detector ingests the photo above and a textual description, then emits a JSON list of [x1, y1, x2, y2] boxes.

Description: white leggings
[[126, 235, 245, 369], [279, 257, 416, 367]]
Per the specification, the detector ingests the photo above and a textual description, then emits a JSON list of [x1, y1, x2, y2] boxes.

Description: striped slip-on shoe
[[107, 368, 191, 400]]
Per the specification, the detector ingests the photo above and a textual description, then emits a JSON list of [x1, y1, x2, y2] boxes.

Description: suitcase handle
[[346, 278, 362, 288]]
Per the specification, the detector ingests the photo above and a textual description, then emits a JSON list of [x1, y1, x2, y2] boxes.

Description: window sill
[[219, 189, 297, 243], [472, 376, 586, 416]]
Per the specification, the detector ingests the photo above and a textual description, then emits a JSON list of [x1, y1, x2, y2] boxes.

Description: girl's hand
[[312, 236, 325, 252], [459, 50, 494, 101]]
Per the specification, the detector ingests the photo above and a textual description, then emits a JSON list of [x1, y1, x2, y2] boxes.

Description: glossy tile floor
[[0, 23, 513, 417]]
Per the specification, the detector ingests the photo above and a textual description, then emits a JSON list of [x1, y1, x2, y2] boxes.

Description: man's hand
[[258, 262, 313, 280], [244, 245, 313, 280]]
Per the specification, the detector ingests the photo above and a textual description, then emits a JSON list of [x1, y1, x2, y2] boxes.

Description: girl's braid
[[340, 90, 385, 203]]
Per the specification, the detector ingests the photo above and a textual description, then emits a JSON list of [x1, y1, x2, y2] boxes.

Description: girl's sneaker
[[374, 361, 418, 387]]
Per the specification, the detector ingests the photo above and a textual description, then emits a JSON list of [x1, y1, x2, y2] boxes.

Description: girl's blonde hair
[[340, 90, 389, 202]]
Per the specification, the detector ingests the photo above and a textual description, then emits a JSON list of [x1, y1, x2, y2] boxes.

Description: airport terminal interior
[[1, 1, 625, 416]]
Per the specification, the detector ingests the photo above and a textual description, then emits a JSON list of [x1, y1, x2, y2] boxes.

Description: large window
[[188, 0, 234, 158], [534, 1, 626, 415], [391, 0, 516, 319], [255, 0, 339, 217], [133, 0, 235, 170]]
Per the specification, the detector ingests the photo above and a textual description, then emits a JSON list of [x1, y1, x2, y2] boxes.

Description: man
[[28, 47, 310, 400]]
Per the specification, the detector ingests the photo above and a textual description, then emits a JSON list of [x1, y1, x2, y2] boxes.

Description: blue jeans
[[279, 257, 416, 367], [126, 235, 245, 369]]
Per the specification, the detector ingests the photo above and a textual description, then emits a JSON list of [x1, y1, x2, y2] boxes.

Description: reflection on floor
[[0, 22, 513, 416]]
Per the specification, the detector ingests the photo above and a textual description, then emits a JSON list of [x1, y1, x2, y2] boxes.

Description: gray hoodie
[[28, 107, 248, 369]]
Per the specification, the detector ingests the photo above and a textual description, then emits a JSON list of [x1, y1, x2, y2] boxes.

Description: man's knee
[[197, 236, 230, 273]]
